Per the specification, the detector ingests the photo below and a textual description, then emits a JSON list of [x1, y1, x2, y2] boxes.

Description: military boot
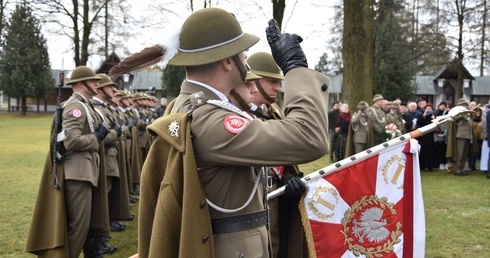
[[98, 237, 117, 255], [83, 238, 103, 258]]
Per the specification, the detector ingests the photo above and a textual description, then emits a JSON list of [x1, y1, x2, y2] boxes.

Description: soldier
[[228, 70, 260, 114], [385, 102, 406, 134], [447, 98, 476, 175], [133, 8, 329, 258], [247, 51, 311, 257], [367, 94, 387, 145], [26, 66, 110, 258], [90, 74, 128, 253], [132, 93, 151, 163], [346, 101, 371, 156], [114, 90, 139, 202]]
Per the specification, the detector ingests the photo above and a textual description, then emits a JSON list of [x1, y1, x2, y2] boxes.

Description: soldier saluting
[[119, 7, 329, 258]]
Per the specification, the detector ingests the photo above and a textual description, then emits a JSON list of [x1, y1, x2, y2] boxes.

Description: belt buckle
[[267, 176, 273, 189]]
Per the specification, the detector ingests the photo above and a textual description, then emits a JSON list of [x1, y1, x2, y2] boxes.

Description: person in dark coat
[[417, 103, 436, 171], [328, 101, 341, 162], [335, 103, 351, 161]]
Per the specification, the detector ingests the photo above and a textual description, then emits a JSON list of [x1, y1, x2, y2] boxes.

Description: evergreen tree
[[0, 3, 52, 115], [162, 65, 185, 99]]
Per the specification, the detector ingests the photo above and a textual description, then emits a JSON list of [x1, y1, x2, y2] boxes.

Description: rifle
[[52, 70, 66, 189]]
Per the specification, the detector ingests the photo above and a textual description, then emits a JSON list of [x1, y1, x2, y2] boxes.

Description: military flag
[[301, 139, 425, 258]]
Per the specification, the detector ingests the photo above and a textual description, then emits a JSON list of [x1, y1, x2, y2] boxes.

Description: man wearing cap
[[136, 8, 329, 258], [229, 70, 260, 114], [26, 66, 111, 258], [367, 94, 387, 145], [90, 74, 128, 254], [133, 93, 153, 164], [386, 102, 406, 134], [447, 98, 474, 175], [246, 51, 310, 258], [346, 101, 371, 156]]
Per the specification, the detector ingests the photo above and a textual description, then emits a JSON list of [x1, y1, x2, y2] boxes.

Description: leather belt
[[211, 210, 268, 235]]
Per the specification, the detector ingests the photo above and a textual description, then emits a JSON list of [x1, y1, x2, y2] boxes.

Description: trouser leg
[[65, 180, 92, 258]]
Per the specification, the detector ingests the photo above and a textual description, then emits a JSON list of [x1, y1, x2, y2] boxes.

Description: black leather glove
[[283, 176, 306, 198], [112, 124, 122, 137], [266, 19, 308, 75], [94, 122, 110, 142]]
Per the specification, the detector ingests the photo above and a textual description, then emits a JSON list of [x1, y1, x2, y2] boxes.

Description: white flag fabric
[[300, 139, 425, 258]]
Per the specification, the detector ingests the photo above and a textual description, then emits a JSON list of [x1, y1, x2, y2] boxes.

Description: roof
[[131, 70, 163, 90]]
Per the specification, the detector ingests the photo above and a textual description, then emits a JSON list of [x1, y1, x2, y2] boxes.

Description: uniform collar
[[185, 79, 228, 102]]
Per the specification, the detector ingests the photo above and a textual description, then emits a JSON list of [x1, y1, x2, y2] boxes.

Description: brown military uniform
[[62, 93, 105, 258], [155, 67, 329, 258], [386, 112, 406, 134], [367, 105, 387, 145], [351, 110, 370, 153]]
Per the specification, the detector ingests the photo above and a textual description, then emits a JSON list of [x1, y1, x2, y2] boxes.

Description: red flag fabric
[[300, 139, 425, 258]]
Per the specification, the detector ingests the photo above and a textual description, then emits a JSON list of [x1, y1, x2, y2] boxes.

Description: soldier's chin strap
[[229, 89, 251, 112], [255, 80, 276, 104], [231, 55, 248, 83], [82, 81, 98, 95]]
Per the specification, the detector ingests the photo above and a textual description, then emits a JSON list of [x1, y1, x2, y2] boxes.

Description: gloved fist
[[266, 19, 308, 75], [112, 124, 122, 137], [283, 176, 306, 198], [95, 122, 110, 142]]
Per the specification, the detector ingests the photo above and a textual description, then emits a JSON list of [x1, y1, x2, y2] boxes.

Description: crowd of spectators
[[328, 96, 490, 179]]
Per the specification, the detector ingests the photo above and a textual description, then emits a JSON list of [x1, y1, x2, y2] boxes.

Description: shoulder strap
[[207, 99, 254, 120]]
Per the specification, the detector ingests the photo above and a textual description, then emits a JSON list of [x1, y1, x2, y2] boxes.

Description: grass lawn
[[1, 112, 489, 257]]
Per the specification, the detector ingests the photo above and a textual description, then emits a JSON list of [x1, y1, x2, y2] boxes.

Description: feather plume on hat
[[108, 20, 183, 77]]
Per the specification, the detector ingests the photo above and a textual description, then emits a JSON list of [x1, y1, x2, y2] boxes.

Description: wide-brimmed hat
[[96, 73, 117, 88], [67, 66, 101, 85], [132, 92, 148, 100], [115, 90, 131, 99], [245, 71, 262, 81], [390, 102, 400, 109], [357, 101, 368, 109], [247, 52, 284, 80], [372, 94, 384, 103], [168, 8, 259, 66], [457, 98, 468, 106]]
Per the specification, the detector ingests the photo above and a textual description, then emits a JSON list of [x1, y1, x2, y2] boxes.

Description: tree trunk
[[81, 0, 90, 65], [456, 0, 465, 99], [480, 0, 487, 76], [21, 96, 26, 115], [73, 0, 80, 66], [342, 0, 375, 107]]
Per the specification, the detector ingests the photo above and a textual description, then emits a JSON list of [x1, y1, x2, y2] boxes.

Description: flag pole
[[268, 106, 473, 200]]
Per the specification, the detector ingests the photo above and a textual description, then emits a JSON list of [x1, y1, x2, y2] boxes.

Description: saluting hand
[[266, 19, 308, 75]]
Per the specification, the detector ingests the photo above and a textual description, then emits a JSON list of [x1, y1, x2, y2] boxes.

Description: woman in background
[[335, 103, 351, 161]]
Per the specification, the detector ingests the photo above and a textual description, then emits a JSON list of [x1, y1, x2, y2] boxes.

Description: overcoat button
[[238, 254, 244, 258], [321, 83, 328, 92], [202, 235, 209, 243], [200, 201, 206, 208]]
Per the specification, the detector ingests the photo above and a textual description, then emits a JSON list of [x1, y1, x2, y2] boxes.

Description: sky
[[42, 0, 338, 71]]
